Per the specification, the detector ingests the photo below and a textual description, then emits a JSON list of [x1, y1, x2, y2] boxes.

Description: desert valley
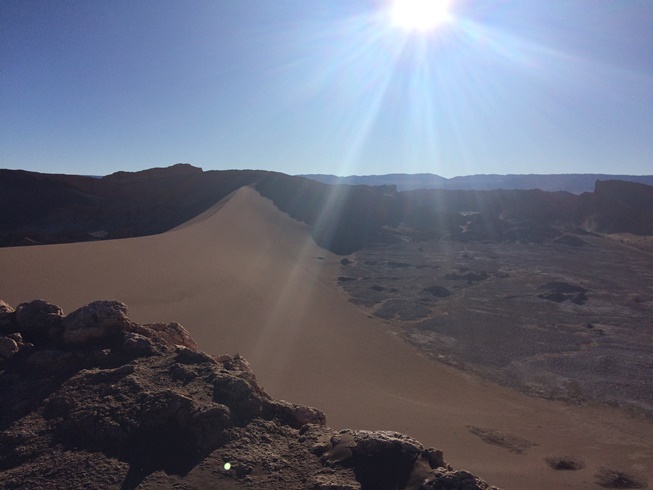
[[1, 165, 652, 489]]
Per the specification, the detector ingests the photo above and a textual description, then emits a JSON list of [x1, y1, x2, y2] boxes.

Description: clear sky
[[1, 0, 652, 178]]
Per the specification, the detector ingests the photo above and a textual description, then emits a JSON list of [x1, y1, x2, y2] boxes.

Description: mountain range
[[301, 172, 653, 194], [2, 164, 653, 253]]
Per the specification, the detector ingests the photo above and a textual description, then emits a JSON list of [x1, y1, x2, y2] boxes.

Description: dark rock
[[0, 299, 499, 489], [445, 271, 488, 282], [423, 286, 452, 298], [15, 299, 64, 342], [176, 347, 216, 365], [537, 291, 569, 303], [595, 466, 648, 489], [552, 234, 588, 247], [537, 282, 587, 294], [121, 332, 158, 358], [318, 429, 496, 490], [544, 455, 585, 471], [63, 300, 131, 345], [0, 335, 19, 360], [26, 349, 77, 371], [537, 282, 589, 304], [571, 292, 588, 305], [0, 300, 17, 334]]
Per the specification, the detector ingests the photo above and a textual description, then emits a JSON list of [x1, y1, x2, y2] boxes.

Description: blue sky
[[1, 0, 652, 178]]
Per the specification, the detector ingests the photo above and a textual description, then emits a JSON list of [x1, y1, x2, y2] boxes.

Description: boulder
[[315, 429, 495, 490], [0, 335, 19, 360], [15, 300, 64, 342], [0, 300, 17, 334], [62, 300, 131, 345], [138, 322, 198, 351]]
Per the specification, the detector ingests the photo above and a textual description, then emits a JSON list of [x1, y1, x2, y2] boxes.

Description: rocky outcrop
[[0, 299, 498, 489]]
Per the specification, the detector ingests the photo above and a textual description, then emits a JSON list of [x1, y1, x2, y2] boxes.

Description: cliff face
[[0, 299, 497, 490]]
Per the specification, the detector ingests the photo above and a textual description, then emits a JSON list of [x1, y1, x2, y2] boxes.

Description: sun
[[390, 0, 453, 32]]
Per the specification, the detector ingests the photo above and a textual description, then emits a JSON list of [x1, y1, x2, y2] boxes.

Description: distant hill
[[301, 173, 653, 194], [2, 165, 653, 253]]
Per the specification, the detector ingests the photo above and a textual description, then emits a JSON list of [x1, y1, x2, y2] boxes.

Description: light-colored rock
[[63, 300, 131, 345]]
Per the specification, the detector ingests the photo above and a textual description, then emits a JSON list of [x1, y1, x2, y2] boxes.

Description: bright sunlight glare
[[391, 0, 453, 31]]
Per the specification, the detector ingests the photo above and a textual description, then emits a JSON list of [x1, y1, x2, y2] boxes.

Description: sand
[[0, 186, 651, 489]]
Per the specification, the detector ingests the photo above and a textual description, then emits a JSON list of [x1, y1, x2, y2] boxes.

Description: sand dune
[[1, 186, 651, 489]]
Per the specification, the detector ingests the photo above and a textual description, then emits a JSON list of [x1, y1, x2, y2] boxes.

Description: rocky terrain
[[336, 231, 653, 416], [0, 299, 497, 489], [302, 173, 653, 194]]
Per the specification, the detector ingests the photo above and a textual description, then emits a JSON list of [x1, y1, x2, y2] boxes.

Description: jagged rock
[[0, 300, 17, 334], [313, 428, 494, 490], [0, 299, 499, 489], [26, 349, 77, 371], [0, 335, 19, 360], [121, 331, 158, 357], [271, 399, 327, 429], [425, 469, 498, 489], [15, 299, 64, 342], [136, 322, 198, 350], [62, 300, 131, 345]]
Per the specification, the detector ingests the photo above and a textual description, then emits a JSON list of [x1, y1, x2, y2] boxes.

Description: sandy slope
[[0, 186, 651, 489]]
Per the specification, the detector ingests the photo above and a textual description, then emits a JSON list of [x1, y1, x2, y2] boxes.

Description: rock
[[423, 286, 452, 298], [538, 282, 587, 294], [15, 300, 64, 342], [0, 335, 19, 360], [537, 282, 589, 304], [552, 234, 588, 247], [445, 271, 488, 282], [0, 300, 17, 334], [26, 349, 77, 371], [62, 300, 131, 345], [121, 332, 157, 358], [138, 322, 198, 350], [318, 429, 495, 490], [175, 347, 216, 365], [537, 291, 568, 303], [270, 400, 327, 429], [0, 299, 500, 489], [425, 469, 498, 489]]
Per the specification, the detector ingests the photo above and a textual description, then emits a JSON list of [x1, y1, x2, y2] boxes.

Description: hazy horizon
[[2, 1, 652, 178]]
